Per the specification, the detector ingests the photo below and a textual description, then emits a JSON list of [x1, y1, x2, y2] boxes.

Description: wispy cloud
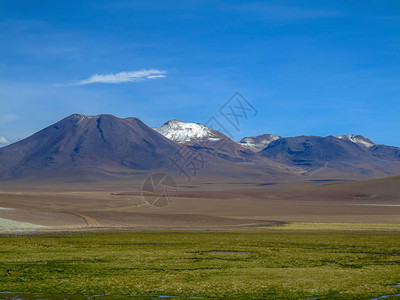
[[58, 69, 166, 86]]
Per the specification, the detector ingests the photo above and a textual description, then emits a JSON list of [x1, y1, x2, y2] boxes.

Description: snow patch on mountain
[[239, 134, 282, 150], [0, 136, 11, 148], [154, 119, 221, 143], [336, 134, 375, 148]]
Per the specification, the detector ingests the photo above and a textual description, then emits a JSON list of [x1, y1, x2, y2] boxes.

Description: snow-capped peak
[[239, 134, 282, 150], [0, 136, 11, 148], [153, 119, 221, 143], [336, 134, 375, 148]]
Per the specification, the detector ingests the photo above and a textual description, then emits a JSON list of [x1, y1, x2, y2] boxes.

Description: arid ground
[[0, 175, 399, 232], [0, 176, 399, 299]]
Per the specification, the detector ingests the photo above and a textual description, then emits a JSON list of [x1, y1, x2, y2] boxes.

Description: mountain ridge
[[0, 114, 399, 182], [239, 134, 282, 150], [0, 114, 182, 181]]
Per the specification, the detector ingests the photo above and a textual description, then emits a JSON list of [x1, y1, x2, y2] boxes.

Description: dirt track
[[0, 176, 399, 232]]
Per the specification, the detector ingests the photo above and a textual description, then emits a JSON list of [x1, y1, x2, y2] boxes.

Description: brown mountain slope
[[0, 114, 294, 183], [260, 135, 400, 178], [0, 114, 182, 181]]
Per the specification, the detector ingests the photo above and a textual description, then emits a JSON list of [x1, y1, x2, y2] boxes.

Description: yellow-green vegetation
[[0, 228, 400, 299], [268, 222, 400, 231]]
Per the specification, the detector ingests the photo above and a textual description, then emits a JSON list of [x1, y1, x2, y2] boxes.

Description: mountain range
[[0, 114, 399, 182]]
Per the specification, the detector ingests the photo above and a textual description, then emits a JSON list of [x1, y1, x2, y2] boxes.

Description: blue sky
[[0, 0, 399, 146]]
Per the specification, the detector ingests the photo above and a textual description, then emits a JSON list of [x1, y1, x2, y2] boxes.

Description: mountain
[[154, 119, 259, 162], [0, 136, 11, 148], [1, 115, 399, 183], [0, 114, 182, 181], [335, 135, 400, 162], [336, 134, 375, 148], [0, 115, 291, 183], [238, 134, 282, 150], [260, 136, 370, 166], [369, 144, 400, 161], [260, 135, 400, 177], [154, 119, 221, 144]]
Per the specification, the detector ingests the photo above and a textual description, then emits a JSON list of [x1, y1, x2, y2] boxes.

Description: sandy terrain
[[0, 176, 398, 232], [0, 207, 45, 232]]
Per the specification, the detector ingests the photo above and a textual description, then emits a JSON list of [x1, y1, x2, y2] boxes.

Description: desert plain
[[0, 176, 399, 231], [0, 176, 399, 299]]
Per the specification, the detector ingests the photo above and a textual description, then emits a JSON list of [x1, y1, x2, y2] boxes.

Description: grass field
[[0, 226, 400, 299]]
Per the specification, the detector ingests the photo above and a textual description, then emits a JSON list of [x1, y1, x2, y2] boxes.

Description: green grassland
[[0, 225, 400, 299]]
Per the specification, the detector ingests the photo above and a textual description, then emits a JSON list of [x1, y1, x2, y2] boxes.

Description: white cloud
[[146, 74, 166, 79], [59, 69, 167, 86]]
